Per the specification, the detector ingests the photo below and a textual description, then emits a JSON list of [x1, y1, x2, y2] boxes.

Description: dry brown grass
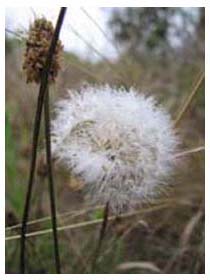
[[5, 35, 204, 273]]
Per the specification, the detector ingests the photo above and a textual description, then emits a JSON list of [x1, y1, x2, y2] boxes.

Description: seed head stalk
[[91, 202, 110, 273], [20, 8, 67, 273]]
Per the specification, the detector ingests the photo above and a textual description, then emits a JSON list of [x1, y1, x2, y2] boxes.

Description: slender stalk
[[5, 28, 25, 40], [69, 25, 124, 84], [20, 7, 67, 273], [174, 72, 204, 127], [6, 203, 180, 242], [44, 87, 61, 273], [91, 202, 110, 273], [175, 146, 205, 158], [6, 206, 102, 232]]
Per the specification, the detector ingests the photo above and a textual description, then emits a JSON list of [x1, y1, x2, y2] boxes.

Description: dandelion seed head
[[52, 85, 179, 213]]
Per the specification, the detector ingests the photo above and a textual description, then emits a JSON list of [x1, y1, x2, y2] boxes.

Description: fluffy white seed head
[[51, 85, 179, 213]]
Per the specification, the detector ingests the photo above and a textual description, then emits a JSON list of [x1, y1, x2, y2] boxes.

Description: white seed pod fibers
[[51, 85, 179, 213]]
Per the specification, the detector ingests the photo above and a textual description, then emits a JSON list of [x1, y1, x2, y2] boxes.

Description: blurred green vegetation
[[5, 110, 25, 218], [5, 7, 204, 274]]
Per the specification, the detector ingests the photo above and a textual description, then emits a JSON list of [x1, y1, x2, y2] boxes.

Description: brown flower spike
[[23, 17, 63, 83]]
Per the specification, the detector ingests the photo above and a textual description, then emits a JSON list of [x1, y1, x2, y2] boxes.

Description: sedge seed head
[[22, 17, 63, 84]]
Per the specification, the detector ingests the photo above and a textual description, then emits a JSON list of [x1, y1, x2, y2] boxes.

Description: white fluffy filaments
[[51, 85, 179, 213]]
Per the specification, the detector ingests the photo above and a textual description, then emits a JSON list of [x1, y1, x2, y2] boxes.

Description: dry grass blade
[[63, 60, 104, 83], [69, 25, 110, 63], [174, 72, 204, 126], [6, 198, 194, 234], [6, 206, 102, 231], [80, 7, 135, 76], [164, 207, 203, 273], [80, 7, 121, 55], [180, 209, 203, 248], [6, 198, 194, 233], [6, 203, 171, 241], [120, 219, 149, 241], [175, 146, 205, 158], [5, 28, 26, 40], [116, 261, 161, 273], [68, 25, 125, 83]]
